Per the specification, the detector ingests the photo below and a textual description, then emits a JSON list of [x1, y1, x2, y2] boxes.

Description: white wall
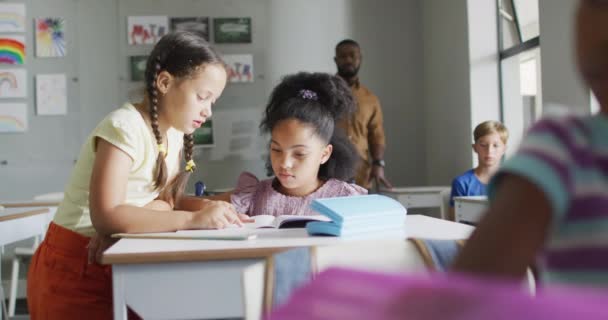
[[0, 0, 424, 199], [467, 0, 500, 166], [422, 0, 472, 185], [539, 0, 590, 115], [267, 0, 425, 187], [349, 0, 425, 186]]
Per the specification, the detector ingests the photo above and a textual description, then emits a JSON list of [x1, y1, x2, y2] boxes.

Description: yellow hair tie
[[185, 159, 196, 172], [158, 144, 166, 156]]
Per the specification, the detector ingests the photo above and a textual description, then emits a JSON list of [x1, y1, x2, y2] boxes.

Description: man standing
[[334, 39, 392, 190]]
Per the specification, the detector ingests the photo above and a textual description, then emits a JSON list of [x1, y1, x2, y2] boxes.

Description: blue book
[[309, 194, 406, 225], [306, 194, 407, 237], [306, 221, 406, 237]]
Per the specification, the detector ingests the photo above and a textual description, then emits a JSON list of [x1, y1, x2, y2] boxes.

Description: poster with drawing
[[35, 17, 66, 57], [208, 108, 265, 161], [0, 103, 27, 132], [36, 73, 67, 115], [128, 16, 168, 45], [0, 35, 25, 65], [0, 69, 26, 98], [223, 54, 254, 83], [170, 17, 209, 41], [0, 3, 26, 33]]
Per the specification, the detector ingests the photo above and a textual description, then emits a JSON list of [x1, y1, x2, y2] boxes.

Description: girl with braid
[[27, 31, 249, 319], [215, 72, 367, 217]]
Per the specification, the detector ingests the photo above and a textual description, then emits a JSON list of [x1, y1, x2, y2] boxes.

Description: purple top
[[231, 172, 368, 217]]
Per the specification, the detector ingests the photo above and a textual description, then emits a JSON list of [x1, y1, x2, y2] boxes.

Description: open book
[[244, 214, 331, 229], [111, 215, 330, 241]]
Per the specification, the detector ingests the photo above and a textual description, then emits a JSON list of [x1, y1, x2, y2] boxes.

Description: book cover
[[310, 194, 407, 224]]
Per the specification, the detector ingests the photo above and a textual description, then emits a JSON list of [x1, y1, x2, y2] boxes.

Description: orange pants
[[27, 222, 140, 319]]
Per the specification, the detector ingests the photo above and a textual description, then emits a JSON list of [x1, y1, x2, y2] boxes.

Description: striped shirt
[[489, 113, 608, 287]]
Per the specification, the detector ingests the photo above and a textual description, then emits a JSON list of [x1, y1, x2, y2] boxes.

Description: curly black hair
[[260, 72, 359, 181]]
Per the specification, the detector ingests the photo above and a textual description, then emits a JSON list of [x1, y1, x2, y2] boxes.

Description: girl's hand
[[187, 200, 248, 229], [239, 213, 255, 223]]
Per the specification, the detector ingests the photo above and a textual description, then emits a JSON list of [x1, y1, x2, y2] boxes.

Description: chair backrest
[[33, 192, 64, 201], [264, 240, 431, 315], [409, 237, 536, 295], [314, 239, 428, 274], [408, 238, 465, 272], [439, 188, 451, 220]]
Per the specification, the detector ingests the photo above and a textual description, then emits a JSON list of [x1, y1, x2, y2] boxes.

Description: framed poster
[[213, 18, 251, 43], [193, 119, 214, 147], [170, 17, 209, 41], [130, 55, 147, 81], [128, 16, 168, 45], [223, 54, 253, 83]]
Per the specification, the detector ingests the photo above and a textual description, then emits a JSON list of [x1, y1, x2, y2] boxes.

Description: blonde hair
[[473, 120, 509, 144]]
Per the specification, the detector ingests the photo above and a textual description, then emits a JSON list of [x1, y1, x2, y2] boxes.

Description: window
[[497, 0, 540, 153]]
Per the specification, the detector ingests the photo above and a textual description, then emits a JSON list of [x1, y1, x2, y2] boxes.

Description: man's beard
[[337, 65, 359, 79]]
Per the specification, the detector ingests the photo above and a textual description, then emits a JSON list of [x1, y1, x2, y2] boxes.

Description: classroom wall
[[538, 0, 590, 115], [421, 0, 473, 186], [0, 0, 424, 200], [0, 0, 90, 200], [467, 0, 500, 134], [349, 0, 425, 186], [0, 0, 589, 198]]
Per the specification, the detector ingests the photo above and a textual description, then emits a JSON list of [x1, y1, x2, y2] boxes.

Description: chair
[[439, 188, 451, 220], [408, 238, 536, 295], [8, 192, 61, 316], [8, 236, 41, 316]]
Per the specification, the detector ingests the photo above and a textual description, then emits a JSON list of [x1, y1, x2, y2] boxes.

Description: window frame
[[496, 0, 540, 122]]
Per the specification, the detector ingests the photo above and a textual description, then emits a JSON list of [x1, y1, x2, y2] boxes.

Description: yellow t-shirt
[[54, 103, 184, 236]]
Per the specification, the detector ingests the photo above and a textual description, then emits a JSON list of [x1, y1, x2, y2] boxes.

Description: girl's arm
[[89, 139, 240, 235], [177, 193, 252, 222], [451, 173, 552, 278]]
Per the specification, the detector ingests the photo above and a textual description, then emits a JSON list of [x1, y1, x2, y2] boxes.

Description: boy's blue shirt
[[449, 169, 487, 207]]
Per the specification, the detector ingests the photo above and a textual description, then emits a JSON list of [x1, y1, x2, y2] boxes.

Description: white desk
[[380, 186, 450, 219], [0, 207, 51, 320], [453, 196, 488, 224], [103, 215, 473, 320]]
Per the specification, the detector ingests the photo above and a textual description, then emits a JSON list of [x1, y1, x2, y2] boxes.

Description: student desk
[[103, 215, 473, 320], [380, 186, 451, 219], [453, 196, 488, 224], [0, 207, 51, 320]]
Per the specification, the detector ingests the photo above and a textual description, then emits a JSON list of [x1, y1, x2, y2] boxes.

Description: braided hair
[[260, 72, 359, 181], [144, 31, 224, 205]]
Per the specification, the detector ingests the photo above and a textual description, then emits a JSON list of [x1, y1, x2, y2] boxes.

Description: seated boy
[[449, 121, 508, 220]]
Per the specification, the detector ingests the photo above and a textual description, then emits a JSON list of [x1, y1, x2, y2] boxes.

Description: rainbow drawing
[[0, 72, 16, 89], [0, 3, 26, 32], [0, 103, 27, 133], [0, 69, 26, 98], [0, 36, 26, 65], [35, 18, 66, 57]]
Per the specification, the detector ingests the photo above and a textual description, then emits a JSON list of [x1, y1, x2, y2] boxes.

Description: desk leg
[[0, 249, 4, 320], [439, 195, 447, 220], [112, 266, 128, 320]]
